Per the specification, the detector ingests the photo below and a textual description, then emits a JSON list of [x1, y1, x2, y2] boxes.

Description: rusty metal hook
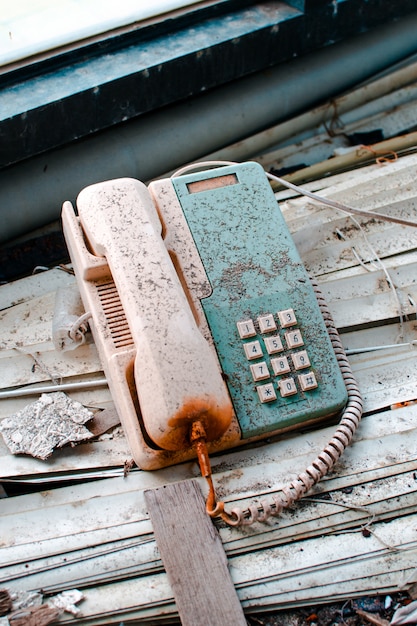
[[190, 421, 239, 526]]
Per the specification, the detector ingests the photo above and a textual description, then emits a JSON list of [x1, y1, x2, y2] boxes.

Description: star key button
[[256, 383, 277, 403]]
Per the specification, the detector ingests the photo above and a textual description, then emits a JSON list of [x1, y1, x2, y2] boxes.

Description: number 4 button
[[243, 340, 263, 360]]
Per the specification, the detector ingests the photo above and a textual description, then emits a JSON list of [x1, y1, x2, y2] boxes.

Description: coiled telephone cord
[[195, 278, 363, 527]]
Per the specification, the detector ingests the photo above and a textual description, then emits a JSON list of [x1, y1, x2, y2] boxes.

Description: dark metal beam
[[0, 0, 416, 169]]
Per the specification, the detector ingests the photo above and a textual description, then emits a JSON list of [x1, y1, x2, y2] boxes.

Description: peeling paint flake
[[0, 391, 94, 460]]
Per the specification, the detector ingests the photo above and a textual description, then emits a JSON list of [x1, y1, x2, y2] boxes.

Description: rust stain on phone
[[164, 397, 234, 451]]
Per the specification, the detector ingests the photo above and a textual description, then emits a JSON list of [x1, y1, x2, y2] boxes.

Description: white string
[[266, 171, 417, 228], [171, 160, 417, 228]]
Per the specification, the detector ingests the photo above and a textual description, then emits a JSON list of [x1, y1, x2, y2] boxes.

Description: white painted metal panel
[[1, 148, 417, 621]]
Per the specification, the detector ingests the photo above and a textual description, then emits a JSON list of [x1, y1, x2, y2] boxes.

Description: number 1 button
[[237, 319, 256, 339]]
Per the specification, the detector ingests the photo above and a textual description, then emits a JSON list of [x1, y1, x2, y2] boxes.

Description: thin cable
[[171, 160, 417, 228], [204, 279, 363, 527], [0, 378, 108, 399], [266, 171, 417, 228], [347, 215, 406, 340]]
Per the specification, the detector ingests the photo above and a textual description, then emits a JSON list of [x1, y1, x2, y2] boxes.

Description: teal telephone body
[[62, 161, 347, 470]]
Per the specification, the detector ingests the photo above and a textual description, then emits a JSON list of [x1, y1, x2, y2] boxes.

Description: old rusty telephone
[[61, 161, 362, 526]]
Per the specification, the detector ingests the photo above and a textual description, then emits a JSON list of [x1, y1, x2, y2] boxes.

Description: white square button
[[285, 330, 304, 349], [292, 350, 311, 370], [278, 308, 297, 327], [298, 372, 318, 391], [243, 340, 263, 360], [278, 377, 298, 397], [258, 314, 277, 333], [271, 356, 291, 375], [257, 383, 277, 403], [264, 335, 284, 354], [250, 361, 270, 381], [237, 319, 256, 339]]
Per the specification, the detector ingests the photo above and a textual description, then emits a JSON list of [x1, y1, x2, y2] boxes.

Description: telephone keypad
[[237, 308, 318, 404]]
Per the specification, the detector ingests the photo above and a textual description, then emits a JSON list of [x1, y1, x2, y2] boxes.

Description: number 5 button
[[264, 335, 283, 354]]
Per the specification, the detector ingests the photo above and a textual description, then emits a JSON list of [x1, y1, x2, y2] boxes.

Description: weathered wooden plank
[[319, 264, 417, 326], [0, 345, 103, 390], [0, 288, 102, 390], [299, 223, 415, 276], [144, 480, 247, 626]]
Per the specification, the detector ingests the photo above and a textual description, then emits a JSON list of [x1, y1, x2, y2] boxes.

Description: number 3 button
[[278, 308, 297, 327]]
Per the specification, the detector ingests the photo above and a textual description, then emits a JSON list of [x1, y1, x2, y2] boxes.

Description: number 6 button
[[285, 330, 304, 349]]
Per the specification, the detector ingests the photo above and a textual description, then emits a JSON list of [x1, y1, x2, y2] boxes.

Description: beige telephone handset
[[62, 162, 362, 525]]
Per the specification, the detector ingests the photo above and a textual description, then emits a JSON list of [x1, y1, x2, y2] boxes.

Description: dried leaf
[[356, 608, 390, 626], [9, 604, 60, 626], [391, 600, 417, 625], [0, 589, 12, 616]]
